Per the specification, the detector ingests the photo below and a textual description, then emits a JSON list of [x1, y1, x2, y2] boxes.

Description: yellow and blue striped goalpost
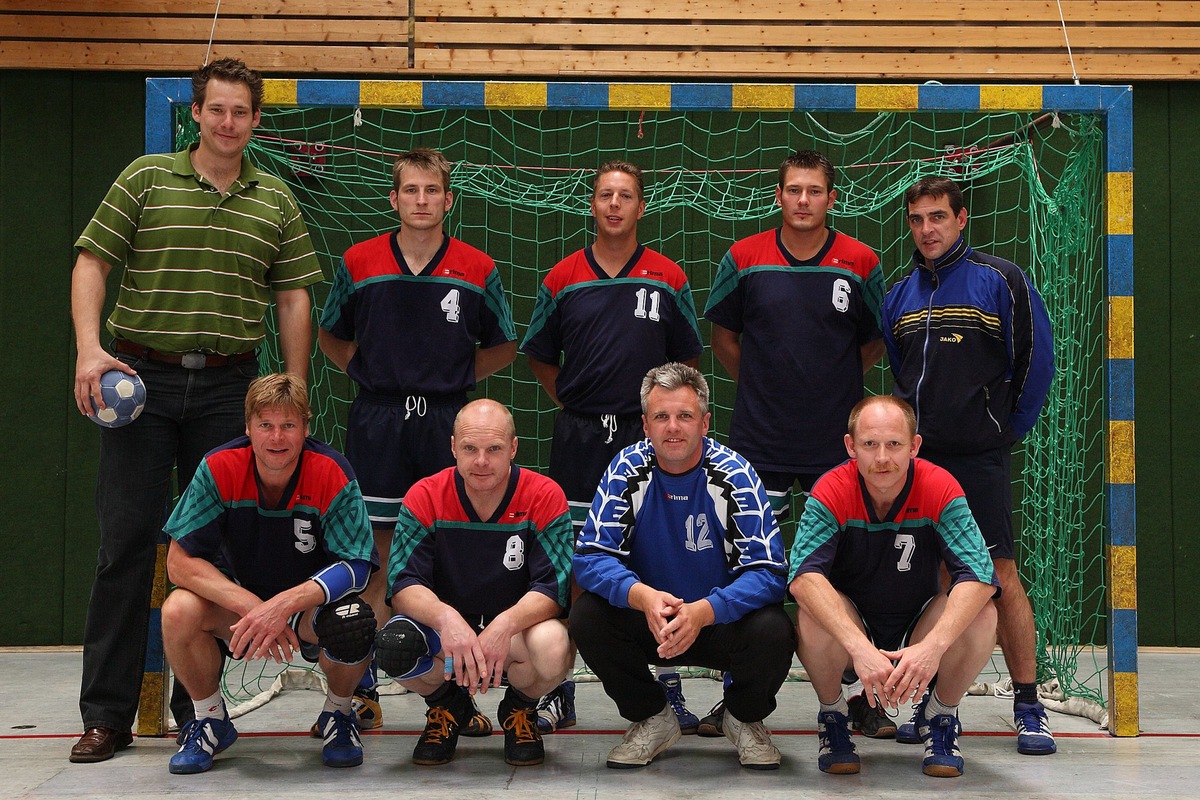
[[140, 79, 1136, 738]]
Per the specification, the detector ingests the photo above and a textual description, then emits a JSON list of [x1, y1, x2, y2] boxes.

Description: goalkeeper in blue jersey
[[160, 374, 379, 775], [789, 395, 999, 778], [571, 363, 795, 771]]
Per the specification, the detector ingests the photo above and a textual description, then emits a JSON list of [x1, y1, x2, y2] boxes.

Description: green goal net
[[175, 94, 1109, 721]]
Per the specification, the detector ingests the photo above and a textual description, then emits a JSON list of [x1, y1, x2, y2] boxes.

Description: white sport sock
[[819, 691, 849, 716], [193, 691, 226, 721], [927, 690, 958, 719], [324, 690, 353, 716]]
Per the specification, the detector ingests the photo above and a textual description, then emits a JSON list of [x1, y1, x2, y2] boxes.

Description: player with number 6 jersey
[[705, 151, 885, 519]]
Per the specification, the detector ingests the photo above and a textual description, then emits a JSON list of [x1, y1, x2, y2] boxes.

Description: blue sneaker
[[535, 680, 576, 734], [816, 710, 860, 774], [168, 715, 238, 774], [658, 674, 699, 735], [917, 697, 964, 778], [317, 709, 364, 768], [895, 693, 926, 744], [1015, 701, 1057, 755]]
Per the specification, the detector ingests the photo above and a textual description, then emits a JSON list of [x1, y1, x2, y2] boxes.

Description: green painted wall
[[0, 72, 1193, 646]]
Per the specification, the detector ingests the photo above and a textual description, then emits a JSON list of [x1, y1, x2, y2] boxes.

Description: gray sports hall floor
[[3, 648, 1197, 799]]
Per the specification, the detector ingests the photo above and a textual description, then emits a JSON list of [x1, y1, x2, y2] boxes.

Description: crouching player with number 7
[[789, 395, 998, 778], [373, 399, 574, 767], [160, 374, 379, 774]]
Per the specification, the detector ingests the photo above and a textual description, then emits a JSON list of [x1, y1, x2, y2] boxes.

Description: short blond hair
[[244, 373, 311, 424], [847, 395, 916, 438]]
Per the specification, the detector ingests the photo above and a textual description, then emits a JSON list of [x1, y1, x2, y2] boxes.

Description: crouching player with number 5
[[789, 395, 998, 778], [373, 399, 574, 767], [161, 374, 379, 774]]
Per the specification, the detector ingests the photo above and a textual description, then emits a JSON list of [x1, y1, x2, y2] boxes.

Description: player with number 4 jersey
[[319, 149, 516, 734]]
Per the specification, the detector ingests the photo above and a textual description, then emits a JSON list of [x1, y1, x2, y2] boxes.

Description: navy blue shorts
[[919, 446, 1014, 560], [548, 409, 643, 532], [346, 391, 463, 528], [757, 469, 825, 524]]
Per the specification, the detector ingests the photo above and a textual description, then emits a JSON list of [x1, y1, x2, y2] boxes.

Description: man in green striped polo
[[68, 57, 324, 765]]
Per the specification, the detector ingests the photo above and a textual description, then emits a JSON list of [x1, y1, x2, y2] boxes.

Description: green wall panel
[[1163, 85, 1200, 645], [0, 71, 144, 645]]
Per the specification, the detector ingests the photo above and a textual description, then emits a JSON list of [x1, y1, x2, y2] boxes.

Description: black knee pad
[[375, 615, 440, 680], [313, 593, 376, 664]]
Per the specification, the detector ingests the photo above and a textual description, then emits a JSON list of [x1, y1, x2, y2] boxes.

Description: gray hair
[[639, 362, 710, 416]]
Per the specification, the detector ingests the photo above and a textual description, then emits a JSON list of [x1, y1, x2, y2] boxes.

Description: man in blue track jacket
[[881, 176, 1056, 756]]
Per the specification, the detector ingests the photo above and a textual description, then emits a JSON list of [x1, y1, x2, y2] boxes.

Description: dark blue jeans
[[79, 354, 257, 732]]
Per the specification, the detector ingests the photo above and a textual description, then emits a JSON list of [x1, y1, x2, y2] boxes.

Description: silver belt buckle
[[181, 352, 207, 369]]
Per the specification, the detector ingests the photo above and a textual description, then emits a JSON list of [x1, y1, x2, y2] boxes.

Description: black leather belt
[[115, 339, 257, 369]]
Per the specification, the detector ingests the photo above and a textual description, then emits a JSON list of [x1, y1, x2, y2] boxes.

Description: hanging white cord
[[1056, 0, 1081, 85], [204, 0, 224, 66]]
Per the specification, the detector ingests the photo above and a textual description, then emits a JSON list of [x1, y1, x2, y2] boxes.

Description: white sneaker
[[723, 708, 781, 770], [606, 705, 681, 768]]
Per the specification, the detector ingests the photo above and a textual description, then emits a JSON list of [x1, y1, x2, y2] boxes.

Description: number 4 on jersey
[[441, 288, 461, 322]]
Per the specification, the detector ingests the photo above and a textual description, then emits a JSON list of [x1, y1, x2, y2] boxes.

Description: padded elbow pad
[[313, 593, 376, 664]]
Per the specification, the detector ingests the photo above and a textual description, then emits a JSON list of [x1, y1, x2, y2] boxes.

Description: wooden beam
[[1, 0, 408, 15], [412, 47, 1200, 80], [5, 0, 1198, 23], [1, 15, 408, 43], [413, 0, 1200, 24], [414, 22, 1200, 50], [3, 38, 1195, 79], [0, 41, 413, 72]]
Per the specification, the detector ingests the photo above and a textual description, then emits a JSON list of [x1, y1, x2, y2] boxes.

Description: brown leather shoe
[[69, 727, 134, 763]]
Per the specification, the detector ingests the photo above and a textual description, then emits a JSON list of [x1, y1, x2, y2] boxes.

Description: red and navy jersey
[[165, 436, 377, 601], [788, 458, 998, 634], [319, 231, 516, 396], [704, 228, 884, 472], [388, 465, 574, 620], [521, 245, 702, 415]]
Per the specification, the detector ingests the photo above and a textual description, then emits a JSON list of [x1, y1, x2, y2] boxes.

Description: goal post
[[141, 79, 1137, 737]]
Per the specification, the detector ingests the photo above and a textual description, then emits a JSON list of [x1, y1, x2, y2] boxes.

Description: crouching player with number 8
[[160, 374, 379, 774], [374, 399, 574, 767], [318, 148, 517, 735], [789, 395, 999, 778]]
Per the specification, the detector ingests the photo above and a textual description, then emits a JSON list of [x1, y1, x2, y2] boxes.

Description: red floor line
[[9, 729, 1200, 741]]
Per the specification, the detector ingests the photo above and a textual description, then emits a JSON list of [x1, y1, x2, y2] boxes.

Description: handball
[[88, 370, 146, 428]]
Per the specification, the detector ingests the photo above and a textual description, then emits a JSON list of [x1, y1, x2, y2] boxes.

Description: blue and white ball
[[88, 370, 147, 428]]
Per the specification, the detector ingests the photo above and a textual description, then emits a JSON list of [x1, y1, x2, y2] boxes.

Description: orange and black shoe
[[460, 685, 494, 737], [412, 685, 470, 766], [499, 687, 544, 766]]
